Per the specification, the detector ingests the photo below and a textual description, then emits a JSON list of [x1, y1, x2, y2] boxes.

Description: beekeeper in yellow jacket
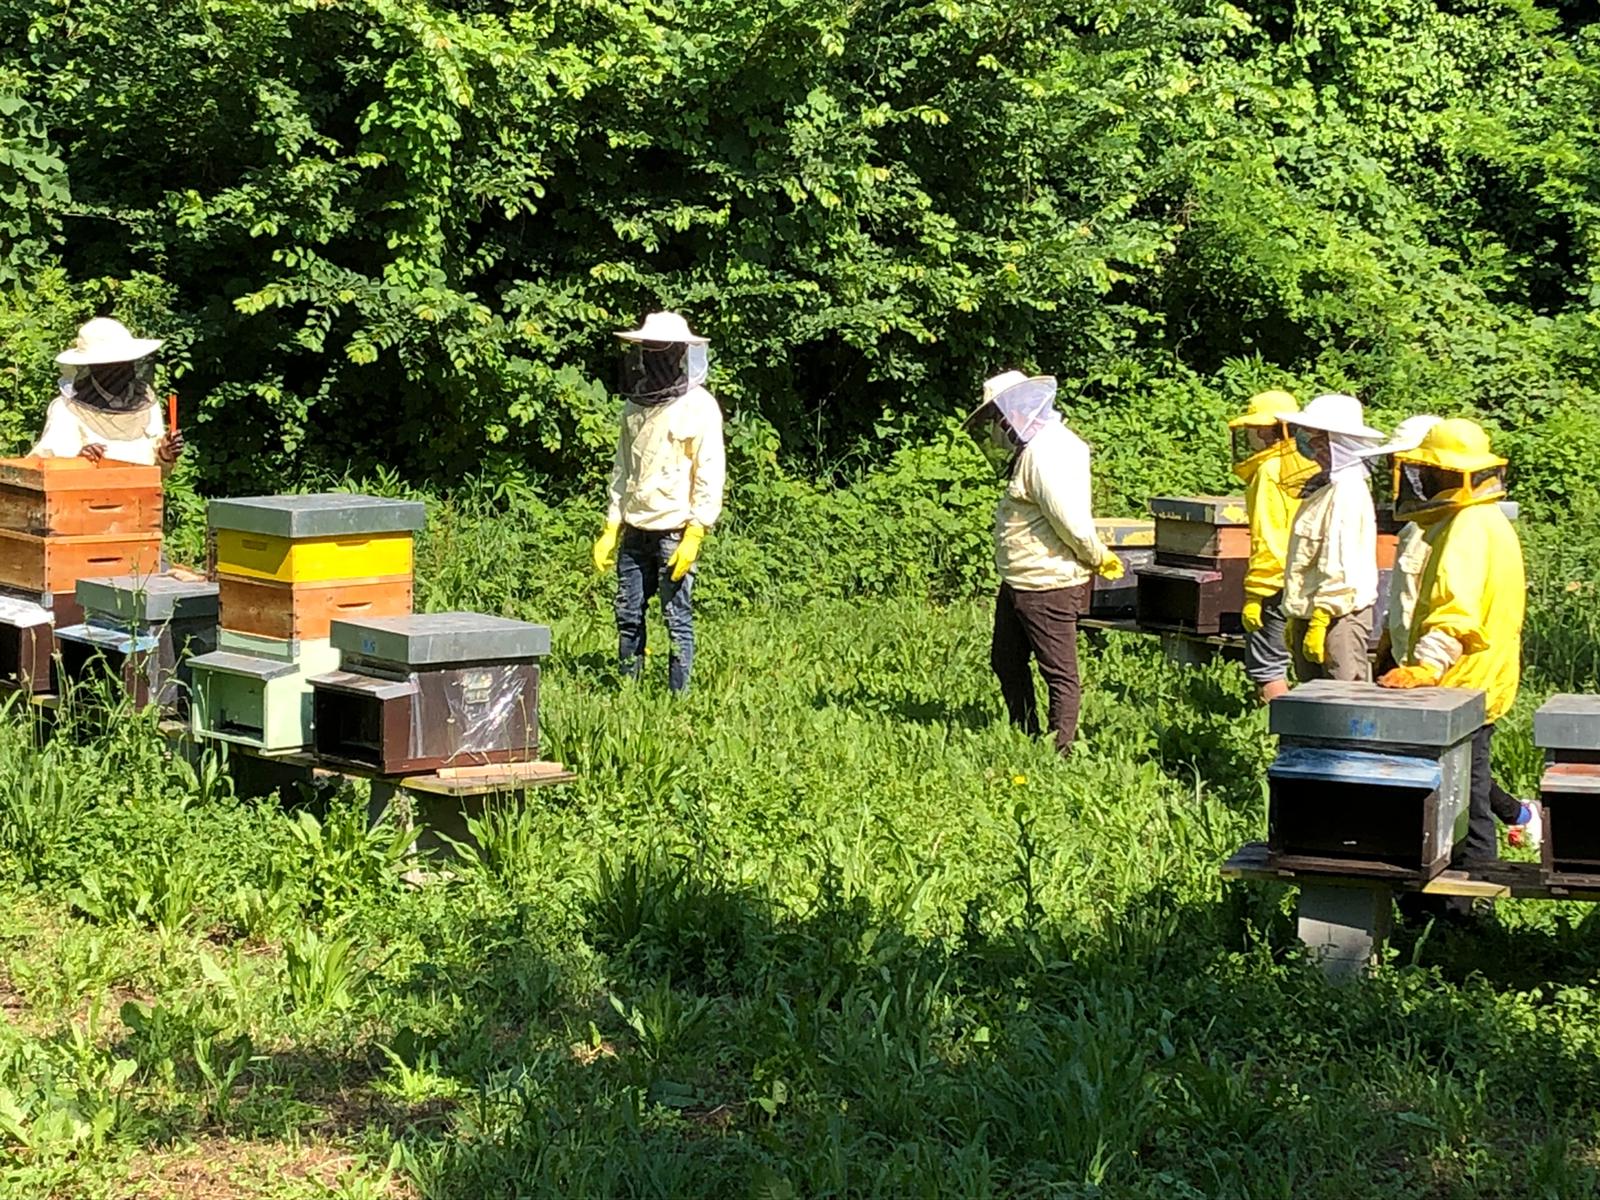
[[32, 318, 184, 473], [964, 371, 1123, 756], [1229, 390, 1312, 703], [592, 312, 726, 694], [1280, 393, 1384, 682], [1379, 419, 1536, 872]]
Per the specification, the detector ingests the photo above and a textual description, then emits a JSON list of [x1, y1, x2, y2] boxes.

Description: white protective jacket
[[31, 388, 167, 469], [1386, 521, 1430, 663], [1282, 474, 1378, 618], [994, 421, 1108, 591], [606, 386, 726, 531]]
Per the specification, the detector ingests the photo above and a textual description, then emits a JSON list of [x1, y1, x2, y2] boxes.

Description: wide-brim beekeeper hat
[[1394, 418, 1507, 472], [56, 317, 163, 366], [1285, 392, 1384, 441], [1227, 389, 1299, 429], [1360, 414, 1444, 460], [963, 370, 1060, 436], [615, 311, 708, 345]]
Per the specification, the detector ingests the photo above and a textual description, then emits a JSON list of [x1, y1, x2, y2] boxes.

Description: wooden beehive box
[[1534, 696, 1600, 885], [1135, 562, 1227, 635], [218, 576, 413, 643], [0, 456, 163, 537], [0, 529, 164, 625], [189, 640, 342, 753], [311, 613, 550, 774], [0, 592, 54, 693], [209, 494, 425, 585], [56, 575, 219, 713], [1267, 681, 1483, 881], [1143, 495, 1249, 632]]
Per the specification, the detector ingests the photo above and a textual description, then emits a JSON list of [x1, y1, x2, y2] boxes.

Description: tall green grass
[[0, 575, 1596, 1195]]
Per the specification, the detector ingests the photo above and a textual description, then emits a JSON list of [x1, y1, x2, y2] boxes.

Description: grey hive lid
[[1147, 495, 1249, 526], [207, 494, 426, 539], [1269, 679, 1485, 748], [1534, 695, 1600, 752], [331, 611, 551, 666], [75, 574, 219, 623]]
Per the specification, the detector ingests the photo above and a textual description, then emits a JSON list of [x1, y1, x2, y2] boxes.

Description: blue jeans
[[616, 525, 695, 693]]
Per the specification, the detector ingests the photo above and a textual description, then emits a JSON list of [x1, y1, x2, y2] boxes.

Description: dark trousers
[[1408, 723, 1523, 923], [616, 525, 695, 693], [1462, 723, 1523, 864], [990, 582, 1090, 756]]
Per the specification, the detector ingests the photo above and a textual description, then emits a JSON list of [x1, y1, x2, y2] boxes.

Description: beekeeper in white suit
[[964, 371, 1123, 756], [1280, 393, 1384, 681], [32, 318, 184, 473]]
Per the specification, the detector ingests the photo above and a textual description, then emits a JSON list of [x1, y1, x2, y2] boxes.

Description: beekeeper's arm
[[30, 395, 89, 459], [687, 395, 726, 529], [1025, 439, 1108, 569], [1243, 464, 1294, 598], [1409, 531, 1490, 677]]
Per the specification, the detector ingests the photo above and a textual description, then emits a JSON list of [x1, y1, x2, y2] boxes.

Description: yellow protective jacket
[[1408, 501, 1525, 724], [1238, 449, 1301, 599]]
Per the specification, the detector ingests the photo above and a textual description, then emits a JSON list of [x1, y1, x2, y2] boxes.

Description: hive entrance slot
[[1269, 779, 1437, 869]]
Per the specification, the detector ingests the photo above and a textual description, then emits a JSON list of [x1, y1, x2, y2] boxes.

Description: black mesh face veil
[[619, 341, 706, 406], [72, 359, 155, 412]]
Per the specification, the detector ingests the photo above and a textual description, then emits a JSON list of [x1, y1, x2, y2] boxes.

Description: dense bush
[[0, 0, 1597, 508]]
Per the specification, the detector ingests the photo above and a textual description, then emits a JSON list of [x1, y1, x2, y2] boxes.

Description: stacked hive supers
[[1266, 681, 1482, 880], [311, 613, 551, 774], [188, 494, 425, 752], [1533, 696, 1600, 885], [0, 456, 165, 692], [1134, 495, 1250, 636]]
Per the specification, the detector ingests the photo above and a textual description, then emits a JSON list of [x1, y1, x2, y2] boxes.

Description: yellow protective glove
[[1240, 598, 1265, 634], [667, 523, 705, 582], [1379, 663, 1442, 690], [1095, 550, 1125, 582], [592, 519, 621, 573], [1301, 609, 1332, 664]]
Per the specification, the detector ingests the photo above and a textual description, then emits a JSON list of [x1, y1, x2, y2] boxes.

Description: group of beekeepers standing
[[29, 311, 1540, 884], [1227, 389, 1539, 878]]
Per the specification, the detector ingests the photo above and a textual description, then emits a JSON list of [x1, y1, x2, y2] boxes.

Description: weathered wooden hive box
[[0, 593, 54, 693], [1089, 518, 1154, 618], [1534, 696, 1600, 885], [191, 494, 425, 752], [55, 575, 219, 714], [311, 613, 550, 774], [1267, 681, 1483, 880], [0, 456, 165, 628], [1136, 495, 1249, 635]]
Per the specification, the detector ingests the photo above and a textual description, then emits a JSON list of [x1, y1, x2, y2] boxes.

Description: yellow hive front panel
[[214, 530, 414, 584]]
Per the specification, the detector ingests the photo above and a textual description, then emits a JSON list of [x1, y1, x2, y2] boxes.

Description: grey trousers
[[1289, 605, 1374, 683]]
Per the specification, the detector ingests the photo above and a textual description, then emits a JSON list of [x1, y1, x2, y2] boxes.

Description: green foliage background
[[1, 0, 1599, 529]]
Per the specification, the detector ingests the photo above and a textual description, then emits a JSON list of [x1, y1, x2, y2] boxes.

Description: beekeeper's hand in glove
[[1301, 609, 1333, 664], [592, 519, 621, 573], [667, 523, 705, 582], [1241, 598, 1265, 634], [1095, 550, 1125, 582]]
